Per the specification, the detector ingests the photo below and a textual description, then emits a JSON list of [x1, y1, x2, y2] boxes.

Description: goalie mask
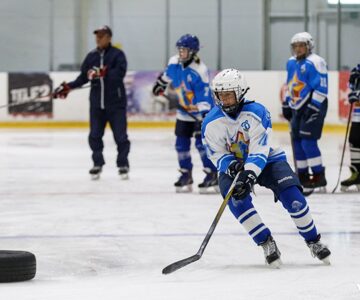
[[211, 69, 249, 115]]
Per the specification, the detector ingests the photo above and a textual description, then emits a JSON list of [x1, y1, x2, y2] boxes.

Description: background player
[[152, 34, 217, 193], [53, 26, 130, 180], [282, 32, 328, 192], [202, 68, 331, 267], [341, 64, 360, 191]]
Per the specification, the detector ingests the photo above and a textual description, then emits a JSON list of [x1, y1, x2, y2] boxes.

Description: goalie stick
[[162, 172, 240, 275]]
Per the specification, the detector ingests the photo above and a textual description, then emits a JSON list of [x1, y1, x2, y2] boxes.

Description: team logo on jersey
[[288, 73, 305, 104], [241, 120, 250, 131], [227, 131, 249, 163], [187, 74, 192, 82], [300, 64, 306, 74]]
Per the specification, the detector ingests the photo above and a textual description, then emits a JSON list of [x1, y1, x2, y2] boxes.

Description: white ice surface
[[0, 128, 359, 300]]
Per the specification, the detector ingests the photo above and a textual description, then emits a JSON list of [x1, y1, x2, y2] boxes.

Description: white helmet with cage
[[290, 32, 314, 52], [210, 68, 249, 114]]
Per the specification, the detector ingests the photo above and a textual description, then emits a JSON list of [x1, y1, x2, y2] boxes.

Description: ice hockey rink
[[0, 127, 359, 300]]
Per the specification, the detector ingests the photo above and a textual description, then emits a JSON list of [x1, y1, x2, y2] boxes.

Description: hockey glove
[[282, 101, 292, 122], [227, 161, 245, 179], [232, 170, 257, 201], [87, 66, 107, 80], [348, 90, 360, 104], [152, 74, 168, 96], [53, 82, 71, 99], [349, 66, 360, 88], [304, 102, 320, 123]]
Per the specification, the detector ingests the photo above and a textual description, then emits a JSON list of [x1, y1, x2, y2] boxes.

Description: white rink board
[[0, 71, 342, 124]]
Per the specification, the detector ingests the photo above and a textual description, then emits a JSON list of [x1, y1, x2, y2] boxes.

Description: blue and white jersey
[[163, 55, 214, 122], [285, 53, 328, 110], [202, 100, 287, 177]]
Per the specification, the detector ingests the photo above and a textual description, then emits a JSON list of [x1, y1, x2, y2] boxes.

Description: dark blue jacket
[[68, 43, 127, 109]]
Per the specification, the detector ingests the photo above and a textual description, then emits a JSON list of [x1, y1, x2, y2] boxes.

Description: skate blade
[[175, 185, 193, 193], [91, 174, 100, 180], [321, 255, 331, 265], [313, 186, 327, 194], [268, 258, 282, 269], [340, 185, 360, 193], [120, 174, 129, 180], [302, 187, 314, 196], [199, 185, 220, 194]]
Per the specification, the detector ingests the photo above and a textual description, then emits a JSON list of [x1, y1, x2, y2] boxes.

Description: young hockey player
[[282, 32, 328, 192], [341, 64, 360, 191], [152, 34, 217, 193], [202, 68, 331, 267]]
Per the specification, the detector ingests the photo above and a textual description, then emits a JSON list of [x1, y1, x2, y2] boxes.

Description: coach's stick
[[162, 172, 240, 275], [0, 84, 91, 110]]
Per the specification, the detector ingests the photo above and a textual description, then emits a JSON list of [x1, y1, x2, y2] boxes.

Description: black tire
[[0, 251, 36, 282]]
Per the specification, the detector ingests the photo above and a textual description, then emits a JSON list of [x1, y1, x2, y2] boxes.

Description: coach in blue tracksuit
[[54, 25, 130, 180]]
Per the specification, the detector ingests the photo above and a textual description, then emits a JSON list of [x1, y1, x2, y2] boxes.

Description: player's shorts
[[219, 160, 301, 199], [291, 99, 328, 140], [175, 119, 197, 137], [349, 122, 360, 147]]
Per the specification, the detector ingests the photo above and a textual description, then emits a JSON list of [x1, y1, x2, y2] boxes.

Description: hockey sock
[[195, 136, 217, 171], [293, 139, 308, 173], [279, 186, 318, 241], [228, 195, 271, 245], [175, 136, 193, 169], [301, 139, 324, 174]]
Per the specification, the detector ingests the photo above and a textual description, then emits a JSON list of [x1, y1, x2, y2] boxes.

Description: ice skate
[[174, 169, 193, 193], [340, 166, 360, 192], [89, 166, 102, 180], [302, 170, 327, 193], [298, 172, 314, 196], [198, 168, 219, 194], [306, 234, 331, 265], [119, 166, 129, 180], [260, 236, 282, 268]]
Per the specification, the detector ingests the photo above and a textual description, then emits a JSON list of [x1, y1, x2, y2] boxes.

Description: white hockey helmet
[[210, 68, 249, 114], [290, 32, 314, 52]]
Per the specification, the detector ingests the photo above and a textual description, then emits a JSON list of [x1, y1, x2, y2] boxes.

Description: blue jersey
[[202, 100, 287, 177], [163, 55, 214, 122], [285, 53, 328, 110]]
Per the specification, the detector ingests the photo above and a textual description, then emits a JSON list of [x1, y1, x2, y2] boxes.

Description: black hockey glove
[[227, 161, 244, 178], [348, 90, 360, 104], [304, 102, 320, 123], [282, 101, 292, 122], [152, 74, 168, 96], [349, 66, 360, 87], [232, 170, 257, 201]]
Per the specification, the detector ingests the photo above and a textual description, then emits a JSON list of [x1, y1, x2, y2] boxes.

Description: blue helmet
[[176, 34, 200, 53]]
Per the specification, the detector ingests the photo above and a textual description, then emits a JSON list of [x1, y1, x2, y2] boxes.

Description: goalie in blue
[[202, 68, 331, 267]]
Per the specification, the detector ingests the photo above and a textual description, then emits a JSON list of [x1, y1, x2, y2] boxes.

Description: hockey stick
[[331, 102, 354, 193], [0, 84, 91, 110], [176, 104, 202, 122], [162, 171, 240, 275]]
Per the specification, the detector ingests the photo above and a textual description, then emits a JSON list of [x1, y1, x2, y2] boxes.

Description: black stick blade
[[162, 254, 201, 275]]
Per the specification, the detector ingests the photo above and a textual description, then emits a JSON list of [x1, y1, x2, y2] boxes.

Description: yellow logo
[[288, 73, 305, 104]]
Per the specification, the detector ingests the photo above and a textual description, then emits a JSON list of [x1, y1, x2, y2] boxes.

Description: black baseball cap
[[93, 25, 112, 37]]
